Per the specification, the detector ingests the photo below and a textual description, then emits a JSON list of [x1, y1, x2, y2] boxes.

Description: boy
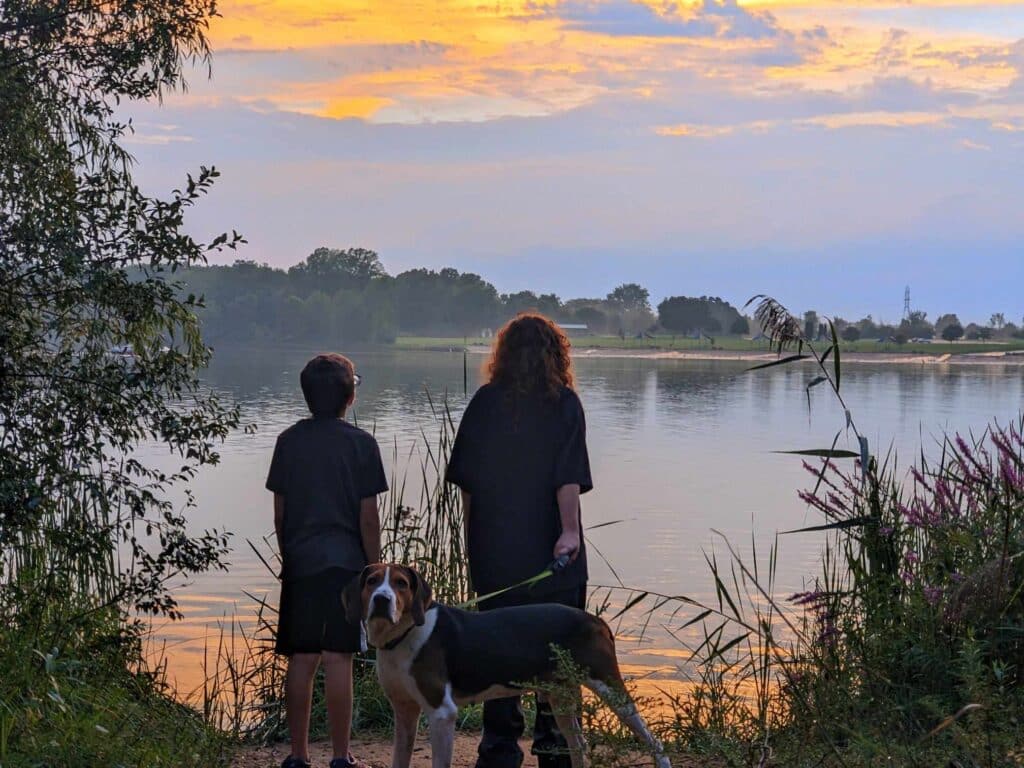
[[266, 353, 387, 768]]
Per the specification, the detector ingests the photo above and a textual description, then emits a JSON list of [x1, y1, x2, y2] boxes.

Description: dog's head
[[342, 564, 433, 641]]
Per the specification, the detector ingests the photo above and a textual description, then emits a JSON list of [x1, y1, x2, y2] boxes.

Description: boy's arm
[[360, 496, 381, 564], [273, 493, 286, 557], [554, 483, 581, 563]]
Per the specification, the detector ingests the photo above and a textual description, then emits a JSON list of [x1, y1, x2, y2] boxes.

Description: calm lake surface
[[150, 348, 1024, 695]]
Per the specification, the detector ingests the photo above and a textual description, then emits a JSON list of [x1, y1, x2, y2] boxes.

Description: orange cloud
[[198, 0, 1023, 124]]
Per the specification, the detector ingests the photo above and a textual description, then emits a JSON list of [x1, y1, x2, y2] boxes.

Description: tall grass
[[196, 339, 1024, 766]]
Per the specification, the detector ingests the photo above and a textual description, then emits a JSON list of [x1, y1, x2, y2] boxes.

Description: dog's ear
[[407, 566, 433, 627], [342, 566, 371, 626]]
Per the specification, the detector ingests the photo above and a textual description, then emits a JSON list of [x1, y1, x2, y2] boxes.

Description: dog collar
[[380, 624, 416, 651]]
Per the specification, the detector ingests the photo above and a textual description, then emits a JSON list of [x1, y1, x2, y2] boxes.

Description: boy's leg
[[286, 653, 322, 762], [322, 651, 354, 760], [322, 569, 367, 764]]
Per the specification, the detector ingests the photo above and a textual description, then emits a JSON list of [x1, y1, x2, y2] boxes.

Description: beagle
[[342, 563, 672, 768]]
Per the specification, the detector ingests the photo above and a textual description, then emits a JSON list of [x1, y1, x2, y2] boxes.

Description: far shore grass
[[394, 333, 1024, 357]]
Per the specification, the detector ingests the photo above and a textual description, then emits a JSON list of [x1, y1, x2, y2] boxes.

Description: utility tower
[[903, 286, 911, 321]]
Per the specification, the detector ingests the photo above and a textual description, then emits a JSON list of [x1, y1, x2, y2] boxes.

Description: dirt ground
[[232, 734, 537, 768], [230, 734, 693, 767]]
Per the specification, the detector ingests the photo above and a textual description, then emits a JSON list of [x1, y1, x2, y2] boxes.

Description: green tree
[[503, 290, 562, 319], [658, 296, 713, 334], [900, 310, 934, 339], [288, 246, 385, 294], [842, 325, 861, 342], [942, 323, 964, 342], [730, 316, 750, 335], [606, 283, 651, 313], [934, 313, 961, 338], [1, 0, 242, 631]]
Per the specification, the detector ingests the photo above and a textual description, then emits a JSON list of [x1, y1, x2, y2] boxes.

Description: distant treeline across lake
[[178, 247, 1022, 348], [176, 247, 747, 345]]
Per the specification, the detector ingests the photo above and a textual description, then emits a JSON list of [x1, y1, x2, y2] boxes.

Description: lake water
[[149, 348, 1024, 697]]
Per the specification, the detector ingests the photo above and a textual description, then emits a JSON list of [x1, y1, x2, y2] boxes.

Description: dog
[[342, 563, 672, 768]]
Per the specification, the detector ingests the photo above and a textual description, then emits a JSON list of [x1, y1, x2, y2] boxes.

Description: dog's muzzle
[[369, 593, 393, 620]]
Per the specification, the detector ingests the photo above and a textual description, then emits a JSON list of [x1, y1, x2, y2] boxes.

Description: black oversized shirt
[[266, 417, 388, 580], [445, 383, 593, 595]]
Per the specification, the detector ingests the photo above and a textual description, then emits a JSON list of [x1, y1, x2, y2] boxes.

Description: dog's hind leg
[[547, 692, 589, 768], [586, 679, 671, 768], [389, 697, 420, 768]]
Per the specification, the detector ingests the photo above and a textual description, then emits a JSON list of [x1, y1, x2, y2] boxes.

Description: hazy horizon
[[125, 0, 1024, 323]]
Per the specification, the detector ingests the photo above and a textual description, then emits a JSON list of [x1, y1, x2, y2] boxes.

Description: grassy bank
[[0, 612, 229, 767], [394, 334, 1024, 357]]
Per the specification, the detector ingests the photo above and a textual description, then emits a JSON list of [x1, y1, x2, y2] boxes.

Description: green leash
[[453, 554, 572, 609]]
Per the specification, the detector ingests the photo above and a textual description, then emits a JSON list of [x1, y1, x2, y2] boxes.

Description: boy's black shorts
[[275, 567, 362, 656]]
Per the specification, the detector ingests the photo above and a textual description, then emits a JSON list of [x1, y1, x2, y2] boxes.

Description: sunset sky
[[128, 0, 1024, 320]]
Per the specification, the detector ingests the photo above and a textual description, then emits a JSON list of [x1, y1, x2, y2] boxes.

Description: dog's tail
[[584, 674, 671, 768]]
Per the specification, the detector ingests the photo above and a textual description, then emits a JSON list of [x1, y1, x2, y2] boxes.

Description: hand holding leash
[[549, 552, 572, 573], [553, 529, 580, 567]]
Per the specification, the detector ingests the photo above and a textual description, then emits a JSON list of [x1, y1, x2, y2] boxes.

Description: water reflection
[[154, 349, 1023, 695]]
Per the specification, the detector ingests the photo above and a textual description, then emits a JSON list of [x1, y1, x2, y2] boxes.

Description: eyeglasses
[[353, 372, 363, 388]]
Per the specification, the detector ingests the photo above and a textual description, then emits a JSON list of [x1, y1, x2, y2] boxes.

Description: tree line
[[182, 247, 1021, 346], [181, 248, 750, 344], [810, 310, 1024, 344]]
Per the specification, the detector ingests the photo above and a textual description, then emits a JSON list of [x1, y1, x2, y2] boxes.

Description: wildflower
[[817, 619, 840, 648], [879, 525, 894, 537], [789, 590, 828, 607], [923, 585, 943, 606]]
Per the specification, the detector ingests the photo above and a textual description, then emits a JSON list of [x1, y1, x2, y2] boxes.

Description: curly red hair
[[485, 313, 575, 397]]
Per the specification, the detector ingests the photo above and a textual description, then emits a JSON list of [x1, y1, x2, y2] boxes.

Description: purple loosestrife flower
[[999, 453, 1024, 495], [923, 585, 943, 606], [955, 436, 987, 485], [799, 490, 836, 518], [799, 489, 847, 519], [934, 477, 960, 520], [911, 466, 934, 494], [900, 501, 928, 528], [789, 590, 828, 607], [817, 620, 840, 648]]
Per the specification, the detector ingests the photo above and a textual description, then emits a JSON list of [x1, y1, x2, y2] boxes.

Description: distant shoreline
[[422, 343, 1024, 367]]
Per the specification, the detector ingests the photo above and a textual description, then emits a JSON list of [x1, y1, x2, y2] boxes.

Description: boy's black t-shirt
[[445, 383, 593, 596], [266, 417, 388, 580]]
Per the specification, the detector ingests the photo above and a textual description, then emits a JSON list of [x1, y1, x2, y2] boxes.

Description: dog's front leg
[[427, 698, 457, 768], [390, 697, 420, 768]]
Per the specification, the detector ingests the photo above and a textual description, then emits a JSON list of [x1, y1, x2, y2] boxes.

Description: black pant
[[475, 584, 587, 768]]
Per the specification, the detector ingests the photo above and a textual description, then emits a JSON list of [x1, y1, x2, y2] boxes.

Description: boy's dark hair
[[300, 353, 356, 417]]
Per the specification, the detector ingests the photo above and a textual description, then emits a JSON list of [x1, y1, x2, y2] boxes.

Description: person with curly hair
[[446, 313, 594, 768]]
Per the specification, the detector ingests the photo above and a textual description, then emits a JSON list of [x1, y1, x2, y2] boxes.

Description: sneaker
[[329, 755, 370, 768], [281, 757, 311, 768]]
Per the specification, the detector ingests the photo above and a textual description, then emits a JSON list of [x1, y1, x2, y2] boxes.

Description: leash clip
[[549, 553, 572, 573]]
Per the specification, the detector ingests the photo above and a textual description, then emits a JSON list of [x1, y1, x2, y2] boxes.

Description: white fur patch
[[367, 565, 399, 623]]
